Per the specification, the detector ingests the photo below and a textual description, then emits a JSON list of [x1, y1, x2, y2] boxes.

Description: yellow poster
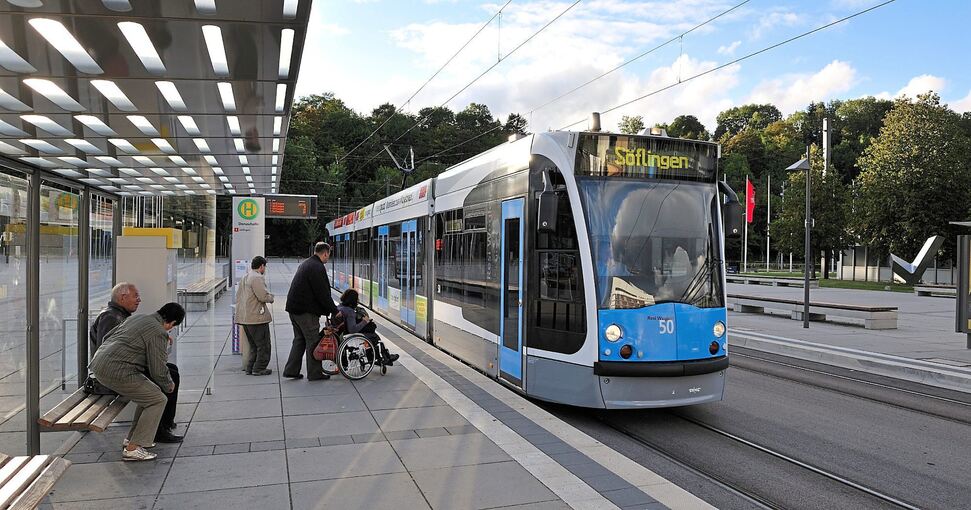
[[415, 295, 427, 323]]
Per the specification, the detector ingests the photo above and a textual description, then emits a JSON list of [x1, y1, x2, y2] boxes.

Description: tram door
[[499, 199, 524, 386], [377, 225, 389, 311], [401, 220, 418, 327]]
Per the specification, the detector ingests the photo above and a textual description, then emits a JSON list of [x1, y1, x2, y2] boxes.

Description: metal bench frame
[[0, 453, 71, 510], [726, 275, 820, 288], [727, 294, 898, 330]]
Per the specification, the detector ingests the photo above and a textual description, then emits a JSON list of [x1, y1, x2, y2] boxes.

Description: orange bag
[[313, 330, 337, 362]]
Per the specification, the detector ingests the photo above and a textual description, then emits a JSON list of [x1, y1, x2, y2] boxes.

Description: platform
[[38, 259, 709, 509]]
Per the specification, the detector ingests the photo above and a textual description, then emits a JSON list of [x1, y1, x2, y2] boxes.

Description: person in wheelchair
[[335, 289, 399, 365]]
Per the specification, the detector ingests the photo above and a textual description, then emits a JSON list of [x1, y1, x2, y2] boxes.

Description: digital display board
[[264, 194, 317, 219]]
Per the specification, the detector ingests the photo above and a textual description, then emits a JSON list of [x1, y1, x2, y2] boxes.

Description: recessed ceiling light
[[177, 116, 200, 136], [64, 139, 103, 154], [245, 175, 253, 182], [194, 0, 217, 15], [128, 115, 159, 136], [162, 190, 175, 195], [273, 117, 282, 136], [217, 83, 236, 112], [271, 175, 277, 183], [271, 155, 279, 165], [168, 155, 188, 166], [218, 175, 229, 182], [156, 82, 187, 111], [28, 18, 104, 74], [176, 184, 189, 189], [138, 191, 154, 195], [133, 156, 155, 166], [91, 80, 137, 111], [109, 139, 139, 154], [0, 120, 28, 137], [87, 168, 110, 176], [136, 177, 153, 183], [278, 29, 294, 79], [211, 167, 223, 174], [59, 156, 91, 167], [75, 115, 117, 136], [95, 156, 124, 166], [108, 177, 128, 183], [192, 176, 205, 183], [204, 156, 218, 165], [20, 157, 57, 168], [24, 79, 85, 111], [21, 115, 73, 136], [202, 25, 229, 76], [123, 185, 142, 190], [119, 167, 140, 176], [193, 138, 211, 152], [271, 166, 277, 175], [20, 139, 64, 154], [118, 22, 166, 74], [233, 138, 245, 152], [238, 155, 248, 165], [184, 189, 197, 195], [102, 0, 132, 12], [0, 87, 32, 111], [182, 167, 197, 175], [152, 138, 176, 154], [151, 167, 170, 176], [226, 116, 241, 135], [272, 138, 280, 153], [242, 166, 250, 174], [150, 184, 165, 190], [200, 183, 212, 189], [0, 141, 24, 155], [0, 38, 37, 73], [79, 178, 105, 185], [275, 83, 287, 113], [283, 0, 299, 18], [205, 189, 216, 194], [164, 176, 180, 183]]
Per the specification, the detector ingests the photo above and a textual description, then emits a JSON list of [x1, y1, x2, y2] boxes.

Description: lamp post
[[787, 154, 812, 328]]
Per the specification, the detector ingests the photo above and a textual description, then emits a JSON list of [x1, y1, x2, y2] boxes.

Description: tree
[[667, 115, 710, 140], [831, 97, 892, 182], [618, 115, 645, 134], [713, 104, 781, 141], [853, 92, 971, 260], [504, 113, 529, 136]]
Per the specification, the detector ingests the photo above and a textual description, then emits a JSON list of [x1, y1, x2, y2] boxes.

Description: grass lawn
[[737, 272, 913, 292]]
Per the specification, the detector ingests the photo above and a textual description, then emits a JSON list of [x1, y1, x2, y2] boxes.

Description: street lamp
[[787, 156, 811, 328]]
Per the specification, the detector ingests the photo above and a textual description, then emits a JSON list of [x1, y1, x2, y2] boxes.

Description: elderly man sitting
[[90, 302, 186, 461]]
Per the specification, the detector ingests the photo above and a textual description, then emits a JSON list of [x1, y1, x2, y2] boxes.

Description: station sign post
[[955, 235, 971, 349], [231, 197, 265, 358]]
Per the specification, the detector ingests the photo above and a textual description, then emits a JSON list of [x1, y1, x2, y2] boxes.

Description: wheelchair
[[321, 316, 394, 381]]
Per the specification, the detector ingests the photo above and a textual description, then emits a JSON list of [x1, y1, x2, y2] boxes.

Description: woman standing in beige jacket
[[236, 256, 274, 375]]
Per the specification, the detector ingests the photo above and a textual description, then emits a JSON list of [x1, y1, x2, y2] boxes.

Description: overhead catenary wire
[[559, 0, 898, 129]]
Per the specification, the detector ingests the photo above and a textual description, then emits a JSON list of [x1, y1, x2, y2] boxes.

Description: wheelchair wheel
[[337, 334, 375, 380]]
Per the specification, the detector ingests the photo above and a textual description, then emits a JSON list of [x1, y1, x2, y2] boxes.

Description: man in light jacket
[[236, 256, 275, 375]]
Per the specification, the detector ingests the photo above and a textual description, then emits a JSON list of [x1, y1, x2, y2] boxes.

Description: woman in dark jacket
[[337, 289, 398, 364]]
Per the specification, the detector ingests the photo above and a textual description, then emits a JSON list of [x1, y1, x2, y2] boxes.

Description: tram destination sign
[[575, 134, 719, 183], [264, 194, 318, 219]]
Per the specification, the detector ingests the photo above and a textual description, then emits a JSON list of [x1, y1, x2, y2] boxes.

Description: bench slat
[[73, 395, 113, 428], [728, 294, 896, 312], [7, 457, 71, 510], [0, 455, 49, 510], [0, 457, 29, 494], [0, 454, 9, 470], [37, 389, 87, 428], [88, 398, 129, 433], [52, 394, 100, 428]]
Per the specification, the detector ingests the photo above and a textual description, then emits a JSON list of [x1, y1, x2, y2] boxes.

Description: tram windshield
[[577, 179, 724, 309]]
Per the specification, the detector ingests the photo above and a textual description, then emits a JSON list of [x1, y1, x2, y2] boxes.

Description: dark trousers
[[284, 313, 323, 379], [159, 363, 179, 431], [242, 323, 271, 372]]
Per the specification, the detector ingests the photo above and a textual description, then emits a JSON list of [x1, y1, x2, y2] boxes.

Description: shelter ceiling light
[[20, 157, 57, 167], [194, 0, 217, 15], [87, 168, 109, 176], [0, 141, 24, 155], [0, 38, 37, 73], [152, 138, 176, 154], [226, 116, 241, 135], [273, 116, 282, 136], [233, 138, 245, 152], [177, 115, 200, 135], [244, 175, 253, 182], [238, 155, 248, 164], [0, 87, 32, 111], [202, 25, 229, 76], [21, 115, 73, 136], [119, 22, 166, 74], [127, 115, 159, 136], [168, 155, 188, 166], [162, 190, 175, 195], [108, 177, 127, 184], [102, 0, 132, 12], [136, 177, 153, 183], [272, 138, 280, 153], [217, 83, 236, 112], [184, 190, 197, 195], [119, 167, 140, 176], [156, 82, 187, 111], [90, 80, 137, 111], [204, 155, 218, 165], [175, 184, 188, 189], [164, 176, 180, 183], [20, 139, 63, 154], [28, 18, 104, 74], [242, 166, 250, 174], [58, 156, 90, 167], [192, 176, 205, 183], [150, 184, 165, 190], [75, 115, 117, 136], [95, 156, 124, 166], [133, 155, 155, 165], [278, 29, 294, 78], [218, 175, 228, 182], [200, 183, 212, 189], [271, 155, 278, 165], [283, 0, 299, 18], [109, 139, 139, 154], [211, 167, 223, 175], [24, 79, 85, 111], [193, 138, 211, 152], [271, 166, 277, 175], [150, 167, 170, 176], [275, 83, 287, 113], [0, 120, 28, 137], [271, 175, 277, 183], [79, 178, 104, 185], [182, 167, 197, 175], [65, 139, 103, 154]]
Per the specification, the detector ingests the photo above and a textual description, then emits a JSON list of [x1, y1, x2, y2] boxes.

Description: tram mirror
[[537, 190, 558, 233], [723, 201, 743, 238]]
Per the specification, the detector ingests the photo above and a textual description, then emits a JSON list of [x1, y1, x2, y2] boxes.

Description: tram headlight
[[713, 321, 726, 338], [604, 324, 623, 342]]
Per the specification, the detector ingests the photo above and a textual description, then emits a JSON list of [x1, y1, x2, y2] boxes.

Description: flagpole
[[743, 176, 748, 273], [766, 174, 771, 272]]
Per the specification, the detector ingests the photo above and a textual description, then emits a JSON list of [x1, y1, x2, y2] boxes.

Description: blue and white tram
[[326, 126, 743, 408]]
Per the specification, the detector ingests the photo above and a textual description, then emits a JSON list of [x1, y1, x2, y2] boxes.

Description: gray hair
[[111, 282, 137, 302]]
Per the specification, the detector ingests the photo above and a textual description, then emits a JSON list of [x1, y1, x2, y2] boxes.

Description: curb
[[730, 330, 971, 394]]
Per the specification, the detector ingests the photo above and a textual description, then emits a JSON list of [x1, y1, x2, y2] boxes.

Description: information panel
[[265, 194, 318, 219]]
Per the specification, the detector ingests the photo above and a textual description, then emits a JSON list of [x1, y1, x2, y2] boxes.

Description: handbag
[[83, 376, 118, 396], [356, 306, 377, 334], [313, 329, 338, 362]]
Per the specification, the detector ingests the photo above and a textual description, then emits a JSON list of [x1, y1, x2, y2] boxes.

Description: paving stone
[[250, 439, 286, 451], [411, 461, 558, 510], [415, 427, 450, 438], [352, 433, 386, 444], [178, 445, 215, 457], [286, 442, 406, 483], [283, 411, 378, 439], [200, 383, 281, 402], [582, 473, 635, 492], [445, 424, 481, 436], [48, 460, 172, 502], [153, 484, 291, 510], [360, 388, 446, 410], [192, 398, 282, 421], [290, 473, 430, 510], [160, 451, 288, 493], [63, 452, 102, 464], [285, 437, 320, 449], [383, 429, 419, 440], [182, 416, 284, 446], [46, 496, 155, 509], [213, 443, 251, 455], [390, 433, 511, 471], [281, 394, 367, 415], [371, 405, 470, 432], [318, 435, 355, 446], [601, 487, 659, 508]]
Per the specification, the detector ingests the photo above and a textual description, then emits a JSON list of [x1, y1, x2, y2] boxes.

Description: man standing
[[236, 256, 274, 376], [90, 283, 181, 442], [284, 242, 337, 380], [90, 303, 185, 461]]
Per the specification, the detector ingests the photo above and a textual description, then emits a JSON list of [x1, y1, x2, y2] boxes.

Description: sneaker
[[122, 447, 157, 462], [252, 369, 273, 376], [283, 373, 304, 379], [123, 438, 156, 449], [154, 430, 184, 443]]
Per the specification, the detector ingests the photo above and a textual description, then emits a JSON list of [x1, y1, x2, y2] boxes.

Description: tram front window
[[578, 179, 723, 309]]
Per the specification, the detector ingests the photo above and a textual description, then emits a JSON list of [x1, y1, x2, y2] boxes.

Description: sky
[[294, 0, 971, 134]]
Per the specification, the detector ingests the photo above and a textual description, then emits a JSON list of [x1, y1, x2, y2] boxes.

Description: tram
[[326, 116, 744, 408]]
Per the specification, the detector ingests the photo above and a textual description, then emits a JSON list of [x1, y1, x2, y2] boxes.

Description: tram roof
[[0, 0, 311, 197]]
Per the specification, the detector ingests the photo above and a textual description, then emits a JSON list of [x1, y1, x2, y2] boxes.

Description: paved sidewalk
[[40, 260, 708, 509]]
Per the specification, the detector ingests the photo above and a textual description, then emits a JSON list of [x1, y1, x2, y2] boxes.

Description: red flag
[[745, 177, 756, 224]]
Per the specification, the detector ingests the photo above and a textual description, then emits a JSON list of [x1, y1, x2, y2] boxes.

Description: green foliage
[[666, 115, 710, 140], [853, 92, 971, 259], [713, 104, 781, 141], [618, 115, 645, 134]]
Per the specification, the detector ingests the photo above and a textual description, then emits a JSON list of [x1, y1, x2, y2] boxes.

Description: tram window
[[433, 208, 499, 334]]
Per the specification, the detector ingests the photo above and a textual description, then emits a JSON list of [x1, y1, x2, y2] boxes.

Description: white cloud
[[717, 40, 741, 55], [750, 11, 800, 39], [894, 74, 947, 99], [746, 60, 857, 114], [952, 90, 971, 113], [318, 23, 350, 36]]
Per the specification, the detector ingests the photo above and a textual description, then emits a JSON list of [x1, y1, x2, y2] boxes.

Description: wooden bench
[[726, 275, 820, 288], [913, 284, 956, 297], [37, 387, 128, 433], [179, 277, 228, 311], [0, 453, 71, 510], [727, 293, 898, 330]]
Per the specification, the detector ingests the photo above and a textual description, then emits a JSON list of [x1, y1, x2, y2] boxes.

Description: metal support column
[[77, 187, 90, 386], [803, 148, 811, 329], [26, 171, 40, 455], [112, 197, 122, 286]]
